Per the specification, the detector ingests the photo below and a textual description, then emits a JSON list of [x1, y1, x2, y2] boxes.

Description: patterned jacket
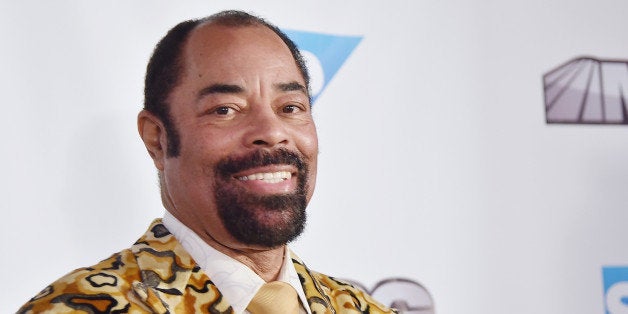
[[19, 219, 396, 313]]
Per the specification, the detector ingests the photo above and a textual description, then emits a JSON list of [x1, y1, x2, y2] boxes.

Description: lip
[[232, 165, 298, 194]]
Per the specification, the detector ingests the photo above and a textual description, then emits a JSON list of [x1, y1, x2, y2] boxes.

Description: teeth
[[238, 171, 291, 183]]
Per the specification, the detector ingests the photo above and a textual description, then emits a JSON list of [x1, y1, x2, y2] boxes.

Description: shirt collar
[[163, 212, 311, 314]]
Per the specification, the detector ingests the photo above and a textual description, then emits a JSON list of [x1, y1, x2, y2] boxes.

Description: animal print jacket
[[19, 219, 396, 313]]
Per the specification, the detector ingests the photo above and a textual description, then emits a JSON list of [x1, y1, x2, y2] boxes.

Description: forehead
[[180, 23, 302, 82]]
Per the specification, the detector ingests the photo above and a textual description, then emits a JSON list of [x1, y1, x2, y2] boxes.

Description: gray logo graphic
[[342, 277, 434, 313], [543, 57, 628, 124]]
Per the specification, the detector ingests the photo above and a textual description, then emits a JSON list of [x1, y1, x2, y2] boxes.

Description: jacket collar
[[129, 219, 334, 313]]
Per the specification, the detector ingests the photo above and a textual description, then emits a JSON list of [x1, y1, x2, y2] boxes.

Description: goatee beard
[[213, 148, 309, 248]]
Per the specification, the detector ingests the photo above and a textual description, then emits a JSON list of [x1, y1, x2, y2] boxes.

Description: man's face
[[160, 23, 318, 251]]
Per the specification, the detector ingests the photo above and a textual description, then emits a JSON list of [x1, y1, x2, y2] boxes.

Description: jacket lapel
[[130, 220, 234, 313], [129, 220, 342, 314], [291, 252, 335, 314]]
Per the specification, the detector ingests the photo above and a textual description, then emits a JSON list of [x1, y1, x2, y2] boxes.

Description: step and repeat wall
[[2, 1, 627, 313]]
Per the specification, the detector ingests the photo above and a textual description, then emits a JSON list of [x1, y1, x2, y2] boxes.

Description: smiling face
[[143, 22, 318, 251]]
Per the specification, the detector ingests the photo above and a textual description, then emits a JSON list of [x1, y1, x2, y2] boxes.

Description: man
[[19, 10, 396, 314]]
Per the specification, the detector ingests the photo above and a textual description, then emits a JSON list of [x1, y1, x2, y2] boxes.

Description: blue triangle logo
[[282, 30, 362, 103]]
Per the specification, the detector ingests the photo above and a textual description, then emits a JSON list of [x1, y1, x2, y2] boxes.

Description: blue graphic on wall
[[282, 30, 362, 103], [602, 266, 628, 314]]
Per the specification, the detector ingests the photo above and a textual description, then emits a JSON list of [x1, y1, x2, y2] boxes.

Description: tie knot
[[247, 281, 299, 314]]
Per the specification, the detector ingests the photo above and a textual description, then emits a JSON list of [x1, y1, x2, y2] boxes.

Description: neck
[[231, 246, 287, 282], [173, 209, 286, 281], [161, 197, 288, 282], [202, 231, 287, 282]]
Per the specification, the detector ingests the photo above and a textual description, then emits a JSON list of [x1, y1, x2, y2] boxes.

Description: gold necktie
[[247, 281, 300, 314]]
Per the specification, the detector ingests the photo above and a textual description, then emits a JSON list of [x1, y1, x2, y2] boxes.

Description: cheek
[[306, 159, 318, 199], [181, 129, 233, 162], [174, 138, 221, 183], [299, 125, 318, 198], [300, 124, 319, 160]]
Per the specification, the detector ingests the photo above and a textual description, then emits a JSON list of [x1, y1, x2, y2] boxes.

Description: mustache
[[216, 148, 307, 176]]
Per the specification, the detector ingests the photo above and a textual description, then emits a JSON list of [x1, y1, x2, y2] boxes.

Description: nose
[[243, 108, 289, 148]]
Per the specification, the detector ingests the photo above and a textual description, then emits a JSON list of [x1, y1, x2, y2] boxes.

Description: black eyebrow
[[275, 81, 307, 94], [197, 84, 244, 99], [196, 82, 308, 100]]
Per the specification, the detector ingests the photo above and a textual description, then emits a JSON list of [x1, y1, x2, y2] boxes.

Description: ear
[[138, 110, 167, 171]]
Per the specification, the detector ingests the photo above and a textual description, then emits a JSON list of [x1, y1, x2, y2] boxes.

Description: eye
[[214, 106, 233, 115], [206, 104, 241, 117], [200, 104, 241, 121], [281, 103, 305, 114]]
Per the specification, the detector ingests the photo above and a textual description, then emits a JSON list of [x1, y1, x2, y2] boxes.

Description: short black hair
[[143, 10, 310, 157]]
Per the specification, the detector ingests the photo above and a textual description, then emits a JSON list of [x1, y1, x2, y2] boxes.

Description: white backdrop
[[2, 1, 628, 313]]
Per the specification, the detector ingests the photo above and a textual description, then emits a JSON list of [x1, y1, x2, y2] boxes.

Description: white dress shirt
[[163, 212, 311, 314]]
